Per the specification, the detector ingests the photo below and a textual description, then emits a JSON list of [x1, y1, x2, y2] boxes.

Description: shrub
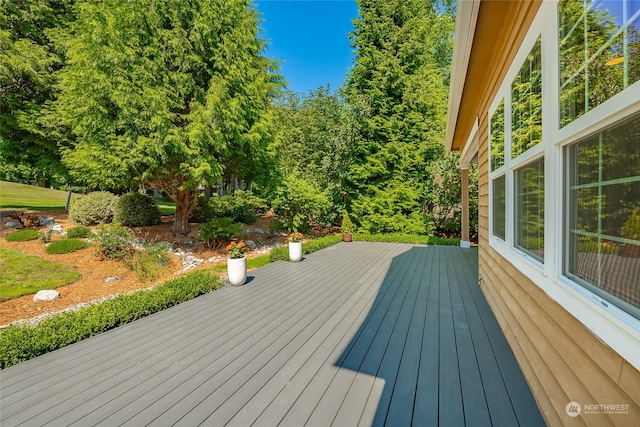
[[45, 239, 90, 254], [353, 233, 460, 246], [198, 217, 242, 248], [210, 190, 266, 224], [5, 229, 39, 242], [341, 211, 354, 234], [126, 242, 171, 281], [113, 192, 161, 227], [18, 213, 40, 228], [68, 191, 118, 225], [66, 225, 93, 238], [93, 222, 135, 260], [271, 175, 333, 232], [0, 271, 224, 369], [189, 195, 215, 223], [270, 234, 342, 262], [38, 230, 52, 243]]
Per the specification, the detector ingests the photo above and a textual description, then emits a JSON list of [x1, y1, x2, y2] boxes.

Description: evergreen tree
[[53, 0, 282, 234], [0, 0, 76, 187], [345, 0, 454, 233]]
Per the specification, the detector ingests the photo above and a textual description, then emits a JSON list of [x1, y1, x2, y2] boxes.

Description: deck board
[[0, 242, 545, 426]]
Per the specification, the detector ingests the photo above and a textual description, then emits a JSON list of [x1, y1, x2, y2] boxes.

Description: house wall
[[466, 2, 640, 426]]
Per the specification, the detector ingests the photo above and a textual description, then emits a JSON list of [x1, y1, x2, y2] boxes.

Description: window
[[493, 176, 506, 240], [512, 37, 542, 158], [515, 157, 545, 262], [559, 0, 640, 127], [490, 99, 505, 171], [565, 112, 640, 316]]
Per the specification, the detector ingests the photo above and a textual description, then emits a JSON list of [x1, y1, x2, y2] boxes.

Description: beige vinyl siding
[[463, 2, 640, 424]]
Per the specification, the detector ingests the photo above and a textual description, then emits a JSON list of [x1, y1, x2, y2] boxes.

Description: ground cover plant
[[5, 229, 39, 242], [126, 242, 172, 281], [269, 234, 343, 261], [0, 270, 224, 369], [45, 239, 90, 254], [66, 225, 93, 238], [354, 233, 461, 246], [0, 247, 81, 301]]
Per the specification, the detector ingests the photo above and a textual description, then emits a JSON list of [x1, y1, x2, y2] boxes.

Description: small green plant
[[38, 229, 53, 243], [341, 211, 354, 234], [113, 192, 161, 227], [5, 229, 39, 242], [45, 239, 90, 254], [68, 191, 118, 225], [66, 225, 93, 238], [126, 242, 171, 281], [93, 222, 135, 260], [198, 217, 242, 248]]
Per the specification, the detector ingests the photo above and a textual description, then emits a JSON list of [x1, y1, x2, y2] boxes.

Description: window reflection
[[512, 38, 542, 158], [559, 0, 640, 127], [515, 157, 545, 262], [493, 175, 506, 240], [490, 99, 505, 171]]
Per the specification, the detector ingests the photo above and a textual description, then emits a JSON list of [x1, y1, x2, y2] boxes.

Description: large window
[[512, 37, 542, 158], [559, 0, 640, 127], [490, 99, 506, 240], [566, 112, 640, 315]]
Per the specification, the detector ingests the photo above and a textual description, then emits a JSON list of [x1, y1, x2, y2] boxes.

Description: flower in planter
[[289, 231, 304, 243], [226, 240, 246, 259]]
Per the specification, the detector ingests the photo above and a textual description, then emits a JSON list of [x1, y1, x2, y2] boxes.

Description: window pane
[[515, 157, 545, 262], [566, 112, 640, 316], [559, 0, 640, 127], [512, 38, 542, 158], [490, 99, 505, 171], [493, 175, 506, 240]]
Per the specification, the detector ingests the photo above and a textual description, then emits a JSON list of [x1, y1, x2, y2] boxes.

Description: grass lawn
[[0, 246, 82, 301], [0, 181, 176, 215], [0, 181, 82, 211]]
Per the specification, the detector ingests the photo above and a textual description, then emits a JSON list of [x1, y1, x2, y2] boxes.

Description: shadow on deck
[[0, 242, 544, 426]]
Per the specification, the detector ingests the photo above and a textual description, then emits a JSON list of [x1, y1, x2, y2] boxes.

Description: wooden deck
[[0, 242, 544, 426]]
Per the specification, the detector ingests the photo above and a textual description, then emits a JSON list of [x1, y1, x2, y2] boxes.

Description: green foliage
[[38, 229, 53, 243], [0, 246, 81, 301], [621, 210, 640, 241], [68, 191, 118, 226], [5, 229, 39, 242], [354, 233, 460, 246], [53, 0, 282, 235], [189, 195, 215, 223], [125, 242, 171, 281], [198, 217, 242, 248], [272, 174, 333, 232], [93, 222, 135, 260], [269, 234, 342, 262], [341, 211, 354, 234], [0, 270, 224, 368], [0, 0, 76, 187], [66, 225, 93, 238], [113, 192, 161, 227], [344, 0, 455, 235], [45, 238, 90, 254], [209, 190, 266, 224]]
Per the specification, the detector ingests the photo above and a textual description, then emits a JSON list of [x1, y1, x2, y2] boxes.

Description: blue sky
[[254, 0, 359, 94]]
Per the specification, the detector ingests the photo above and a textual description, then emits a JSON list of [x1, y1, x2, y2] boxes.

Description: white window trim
[[487, 0, 640, 371]]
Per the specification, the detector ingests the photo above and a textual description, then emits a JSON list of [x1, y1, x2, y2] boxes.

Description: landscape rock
[[105, 277, 119, 283], [33, 290, 59, 302], [39, 217, 54, 226], [5, 221, 21, 228], [245, 240, 257, 250]]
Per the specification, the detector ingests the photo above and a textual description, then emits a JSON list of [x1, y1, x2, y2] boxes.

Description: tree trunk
[[171, 189, 198, 235]]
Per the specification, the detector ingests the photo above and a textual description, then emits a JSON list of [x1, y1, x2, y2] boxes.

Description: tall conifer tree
[[345, 0, 454, 233]]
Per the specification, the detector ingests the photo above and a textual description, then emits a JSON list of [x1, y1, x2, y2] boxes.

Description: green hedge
[[354, 233, 460, 246], [270, 234, 343, 262], [0, 271, 224, 369]]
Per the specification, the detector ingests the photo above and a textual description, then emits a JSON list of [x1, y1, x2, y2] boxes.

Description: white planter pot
[[227, 256, 247, 286], [289, 241, 302, 262]]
